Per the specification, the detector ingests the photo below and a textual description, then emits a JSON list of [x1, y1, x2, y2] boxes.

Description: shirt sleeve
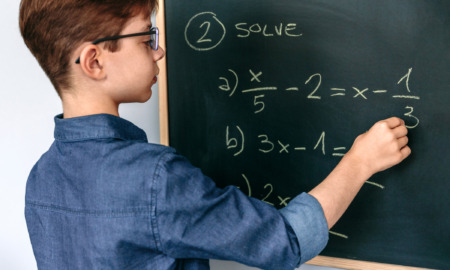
[[279, 193, 329, 265], [151, 150, 328, 269]]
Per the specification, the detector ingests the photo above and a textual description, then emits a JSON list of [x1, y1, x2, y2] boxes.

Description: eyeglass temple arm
[[74, 29, 157, 64]]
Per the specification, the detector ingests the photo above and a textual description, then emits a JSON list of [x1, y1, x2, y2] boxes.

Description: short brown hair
[[19, 0, 158, 95]]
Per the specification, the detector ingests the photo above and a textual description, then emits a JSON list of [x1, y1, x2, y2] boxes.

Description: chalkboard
[[157, 0, 450, 269]]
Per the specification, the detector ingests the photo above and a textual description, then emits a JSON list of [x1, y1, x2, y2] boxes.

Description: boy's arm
[[309, 117, 411, 229]]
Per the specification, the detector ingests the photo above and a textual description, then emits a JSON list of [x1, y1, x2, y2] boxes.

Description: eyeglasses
[[75, 27, 159, 64]]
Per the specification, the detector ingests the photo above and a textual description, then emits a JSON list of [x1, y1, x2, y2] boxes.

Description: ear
[[78, 45, 106, 80]]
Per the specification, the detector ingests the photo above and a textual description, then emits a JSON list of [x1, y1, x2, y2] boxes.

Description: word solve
[[185, 11, 302, 51]]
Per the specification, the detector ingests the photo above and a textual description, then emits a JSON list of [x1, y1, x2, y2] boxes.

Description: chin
[[140, 90, 153, 103]]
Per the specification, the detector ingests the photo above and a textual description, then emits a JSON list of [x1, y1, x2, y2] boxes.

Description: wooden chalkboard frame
[[156, 1, 431, 269]]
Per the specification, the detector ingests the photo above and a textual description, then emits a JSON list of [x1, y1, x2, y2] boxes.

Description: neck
[[61, 90, 120, 119]]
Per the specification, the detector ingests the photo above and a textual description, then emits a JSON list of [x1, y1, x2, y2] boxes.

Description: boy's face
[[105, 13, 165, 104]]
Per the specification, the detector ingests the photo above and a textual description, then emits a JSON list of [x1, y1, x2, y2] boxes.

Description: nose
[[154, 46, 165, 62]]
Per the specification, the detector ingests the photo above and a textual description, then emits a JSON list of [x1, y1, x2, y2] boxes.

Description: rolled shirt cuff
[[279, 192, 329, 265]]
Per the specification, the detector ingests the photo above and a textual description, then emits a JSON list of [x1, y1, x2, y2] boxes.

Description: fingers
[[392, 124, 408, 138], [388, 117, 411, 162], [397, 135, 409, 149], [383, 117, 405, 129], [362, 117, 411, 172], [400, 145, 412, 159]]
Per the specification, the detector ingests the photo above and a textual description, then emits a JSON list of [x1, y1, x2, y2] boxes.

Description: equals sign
[[331, 88, 346, 96], [332, 147, 346, 157]]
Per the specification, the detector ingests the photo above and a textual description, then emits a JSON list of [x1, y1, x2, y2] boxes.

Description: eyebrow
[[142, 24, 152, 31]]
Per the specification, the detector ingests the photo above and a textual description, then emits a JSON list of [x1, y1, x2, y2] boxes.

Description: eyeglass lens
[[150, 28, 159, 51]]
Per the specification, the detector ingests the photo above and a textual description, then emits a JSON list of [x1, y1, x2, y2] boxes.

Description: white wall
[[0, 1, 340, 269]]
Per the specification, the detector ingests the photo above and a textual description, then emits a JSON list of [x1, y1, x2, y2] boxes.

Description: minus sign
[[373, 90, 388, 93], [295, 147, 306, 151], [286, 87, 299, 91]]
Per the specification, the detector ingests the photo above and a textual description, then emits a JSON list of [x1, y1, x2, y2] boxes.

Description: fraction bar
[[392, 95, 420, 100], [242, 87, 278, 93]]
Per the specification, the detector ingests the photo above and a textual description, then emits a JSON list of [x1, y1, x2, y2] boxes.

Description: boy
[[19, 0, 410, 269]]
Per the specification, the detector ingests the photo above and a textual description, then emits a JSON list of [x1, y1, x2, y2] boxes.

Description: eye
[[144, 37, 155, 49], [144, 39, 152, 46]]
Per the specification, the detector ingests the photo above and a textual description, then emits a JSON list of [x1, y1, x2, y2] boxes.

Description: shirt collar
[[54, 114, 148, 142]]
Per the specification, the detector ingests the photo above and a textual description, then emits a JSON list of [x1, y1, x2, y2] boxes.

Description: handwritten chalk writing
[[278, 196, 291, 207], [278, 140, 290, 154], [242, 87, 278, 93], [261, 184, 275, 205], [253, 95, 266, 114], [397, 67, 413, 93], [185, 11, 226, 51], [218, 69, 239, 97], [241, 174, 252, 197], [331, 88, 346, 96], [396, 68, 420, 99], [332, 147, 347, 157], [365, 180, 385, 189], [239, 171, 380, 241], [392, 95, 421, 100], [314, 131, 326, 155], [197, 21, 212, 43], [329, 231, 349, 239], [226, 125, 245, 156], [352, 87, 369, 99], [305, 73, 322, 99], [258, 134, 275, 153], [403, 106, 419, 129], [218, 67, 420, 102], [217, 67, 421, 128], [185, 12, 304, 51], [233, 128, 350, 158], [235, 22, 303, 38], [250, 69, 263, 82], [239, 174, 293, 206], [373, 90, 388, 94]]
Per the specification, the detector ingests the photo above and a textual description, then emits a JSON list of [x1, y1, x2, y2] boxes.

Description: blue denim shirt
[[25, 114, 328, 270]]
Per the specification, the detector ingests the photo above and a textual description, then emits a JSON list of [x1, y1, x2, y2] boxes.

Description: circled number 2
[[197, 22, 212, 43]]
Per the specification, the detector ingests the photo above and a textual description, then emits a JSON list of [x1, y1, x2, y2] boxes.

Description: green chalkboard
[[161, 0, 450, 268]]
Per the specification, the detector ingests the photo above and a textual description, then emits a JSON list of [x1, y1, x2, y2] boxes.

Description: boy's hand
[[346, 117, 411, 178], [309, 117, 411, 229]]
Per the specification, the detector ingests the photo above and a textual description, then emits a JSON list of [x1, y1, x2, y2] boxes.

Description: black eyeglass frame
[[75, 27, 159, 64]]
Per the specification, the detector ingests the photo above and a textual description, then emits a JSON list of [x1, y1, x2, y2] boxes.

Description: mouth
[[152, 68, 159, 84]]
